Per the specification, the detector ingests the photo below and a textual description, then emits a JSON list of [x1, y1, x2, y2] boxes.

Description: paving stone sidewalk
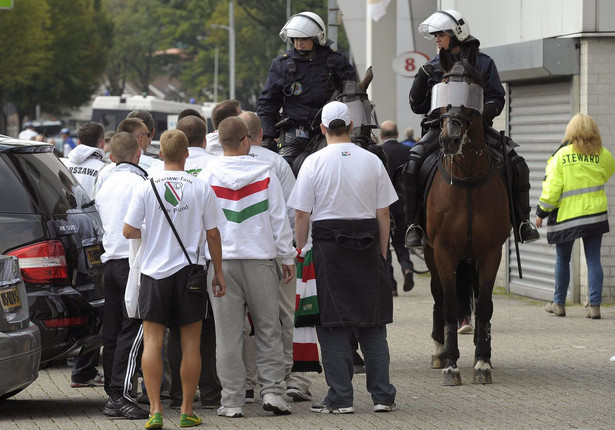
[[6, 271, 615, 430]]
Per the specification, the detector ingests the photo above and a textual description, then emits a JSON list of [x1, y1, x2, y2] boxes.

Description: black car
[[0, 135, 104, 366]]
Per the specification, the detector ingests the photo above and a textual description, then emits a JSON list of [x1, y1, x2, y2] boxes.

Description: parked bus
[[91, 95, 214, 140]]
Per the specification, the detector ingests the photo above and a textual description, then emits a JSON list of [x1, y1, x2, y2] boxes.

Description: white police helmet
[[279, 11, 327, 46], [418, 10, 470, 42]]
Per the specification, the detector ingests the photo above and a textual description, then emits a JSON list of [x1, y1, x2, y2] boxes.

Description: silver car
[[0, 255, 41, 400]]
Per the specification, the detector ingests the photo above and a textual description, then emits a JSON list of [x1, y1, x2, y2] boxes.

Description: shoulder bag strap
[[150, 178, 193, 266]]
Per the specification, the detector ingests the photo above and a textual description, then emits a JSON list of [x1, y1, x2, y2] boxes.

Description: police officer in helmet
[[403, 9, 540, 248], [257, 11, 356, 165]]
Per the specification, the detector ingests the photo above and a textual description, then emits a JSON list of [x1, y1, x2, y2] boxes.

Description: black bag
[[150, 179, 208, 296], [186, 264, 207, 295]]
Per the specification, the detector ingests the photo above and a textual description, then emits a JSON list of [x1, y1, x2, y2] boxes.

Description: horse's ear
[[358, 66, 373, 92], [466, 45, 477, 68], [439, 49, 454, 72]]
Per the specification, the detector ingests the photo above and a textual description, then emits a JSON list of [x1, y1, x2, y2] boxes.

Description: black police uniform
[[257, 43, 355, 161], [403, 36, 538, 245]]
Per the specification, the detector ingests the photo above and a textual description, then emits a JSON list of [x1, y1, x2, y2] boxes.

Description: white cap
[[321, 101, 351, 128]]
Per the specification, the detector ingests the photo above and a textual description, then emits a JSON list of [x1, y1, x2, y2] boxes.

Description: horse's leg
[[428, 252, 445, 369], [438, 259, 462, 386], [472, 252, 500, 384], [426, 247, 445, 368]]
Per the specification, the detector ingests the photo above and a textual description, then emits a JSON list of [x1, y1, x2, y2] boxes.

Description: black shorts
[[139, 265, 207, 327]]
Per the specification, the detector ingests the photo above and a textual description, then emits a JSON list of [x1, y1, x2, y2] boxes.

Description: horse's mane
[[440, 48, 485, 89]]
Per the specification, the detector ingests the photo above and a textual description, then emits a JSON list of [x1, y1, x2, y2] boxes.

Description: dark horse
[[425, 50, 511, 385], [291, 67, 380, 176]]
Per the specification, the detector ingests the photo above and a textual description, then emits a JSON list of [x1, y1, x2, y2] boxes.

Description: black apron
[[311, 218, 393, 328]]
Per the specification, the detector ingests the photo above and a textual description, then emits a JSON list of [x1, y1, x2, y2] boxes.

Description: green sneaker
[[179, 413, 202, 427], [145, 412, 163, 429]]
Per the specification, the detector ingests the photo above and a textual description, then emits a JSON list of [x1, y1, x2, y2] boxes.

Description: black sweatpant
[[102, 258, 143, 400]]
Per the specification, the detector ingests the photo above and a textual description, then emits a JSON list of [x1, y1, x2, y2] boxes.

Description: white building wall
[[579, 37, 615, 304], [439, 0, 615, 46]]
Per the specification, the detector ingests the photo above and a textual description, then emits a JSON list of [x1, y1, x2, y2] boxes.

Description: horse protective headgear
[[418, 10, 471, 42], [337, 82, 378, 132], [430, 81, 483, 115], [279, 12, 327, 46]]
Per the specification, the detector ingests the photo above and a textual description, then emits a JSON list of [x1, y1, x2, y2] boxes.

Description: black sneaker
[[405, 225, 423, 249], [403, 271, 414, 292], [519, 221, 540, 243], [103, 396, 149, 419]]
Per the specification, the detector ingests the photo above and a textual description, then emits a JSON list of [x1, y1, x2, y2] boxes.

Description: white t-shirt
[[288, 142, 398, 220], [247, 145, 296, 231], [95, 163, 147, 263], [124, 170, 225, 279], [148, 147, 216, 177], [94, 151, 161, 196], [204, 131, 223, 156]]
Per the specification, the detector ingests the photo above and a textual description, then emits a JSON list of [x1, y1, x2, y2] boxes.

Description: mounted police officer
[[403, 9, 540, 248], [257, 11, 356, 165]]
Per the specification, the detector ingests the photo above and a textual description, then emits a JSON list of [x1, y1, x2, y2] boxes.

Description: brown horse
[[425, 50, 511, 385]]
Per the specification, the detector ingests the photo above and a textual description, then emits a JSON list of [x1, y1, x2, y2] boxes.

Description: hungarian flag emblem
[[164, 181, 183, 206], [211, 177, 270, 223]]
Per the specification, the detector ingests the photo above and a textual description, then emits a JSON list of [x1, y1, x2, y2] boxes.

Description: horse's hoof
[[441, 367, 462, 386], [472, 368, 492, 384], [431, 354, 444, 369], [473, 360, 493, 384]]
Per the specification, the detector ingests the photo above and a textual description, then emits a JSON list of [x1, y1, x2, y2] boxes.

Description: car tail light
[[7, 240, 69, 283], [42, 316, 88, 328]]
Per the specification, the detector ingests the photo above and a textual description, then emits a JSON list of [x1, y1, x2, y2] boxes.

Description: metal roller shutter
[[508, 79, 573, 300]]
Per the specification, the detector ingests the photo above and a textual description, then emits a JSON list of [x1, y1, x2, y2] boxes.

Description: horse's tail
[[456, 259, 478, 320]]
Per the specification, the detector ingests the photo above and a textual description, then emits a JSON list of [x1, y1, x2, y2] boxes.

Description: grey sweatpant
[[208, 259, 285, 407], [243, 266, 311, 393]]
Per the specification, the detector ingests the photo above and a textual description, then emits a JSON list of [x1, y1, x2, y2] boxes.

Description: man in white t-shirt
[[123, 129, 226, 428], [204, 100, 241, 156], [157, 114, 221, 410], [95, 111, 162, 194], [96, 132, 149, 420], [288, 101, 398, 414]]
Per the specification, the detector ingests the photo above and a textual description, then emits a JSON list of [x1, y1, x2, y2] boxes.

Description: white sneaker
[[286, 386, 312, 402], [311, 401, 354, 414], [216, 406, 243, 418], [374, 403, 397, 412], [262, 393, 292, 415]]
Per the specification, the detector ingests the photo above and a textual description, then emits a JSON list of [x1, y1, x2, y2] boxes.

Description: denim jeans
[[316, 325, 396, 408], [554, 234, 603, 306]]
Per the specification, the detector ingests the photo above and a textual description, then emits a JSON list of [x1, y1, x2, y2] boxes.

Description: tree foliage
[[0, 0, 111, 132], [0, 0, 52, 132]]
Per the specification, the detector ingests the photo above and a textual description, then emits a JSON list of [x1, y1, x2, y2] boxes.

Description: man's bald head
[[239, 111, 262, 145], [380, 120, 398, 140]]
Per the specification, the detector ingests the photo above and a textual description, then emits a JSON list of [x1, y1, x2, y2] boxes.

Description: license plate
[[84, 244, 104, 268], [1, 286, 21, 313]]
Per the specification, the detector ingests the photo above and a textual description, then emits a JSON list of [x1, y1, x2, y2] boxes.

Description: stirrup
[[518, 221, 540, 243], [405, 224, 425, 249]]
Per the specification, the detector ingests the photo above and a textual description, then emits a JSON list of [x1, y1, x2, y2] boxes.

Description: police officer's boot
[[403, 144, 427, 249], [510, 151, 540, 243]]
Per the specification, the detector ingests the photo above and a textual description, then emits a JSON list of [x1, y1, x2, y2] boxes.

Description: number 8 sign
[[391, 51, 430, 78]]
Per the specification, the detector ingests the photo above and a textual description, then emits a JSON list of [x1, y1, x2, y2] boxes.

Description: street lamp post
[[211, 1, 235, 100]]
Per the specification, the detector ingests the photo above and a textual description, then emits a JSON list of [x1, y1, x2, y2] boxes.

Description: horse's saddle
[[419, 127, 515, 210]]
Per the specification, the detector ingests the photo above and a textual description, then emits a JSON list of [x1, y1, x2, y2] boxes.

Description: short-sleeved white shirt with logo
[[124, 170, 225, 279], [288, 143, 397, 220]]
